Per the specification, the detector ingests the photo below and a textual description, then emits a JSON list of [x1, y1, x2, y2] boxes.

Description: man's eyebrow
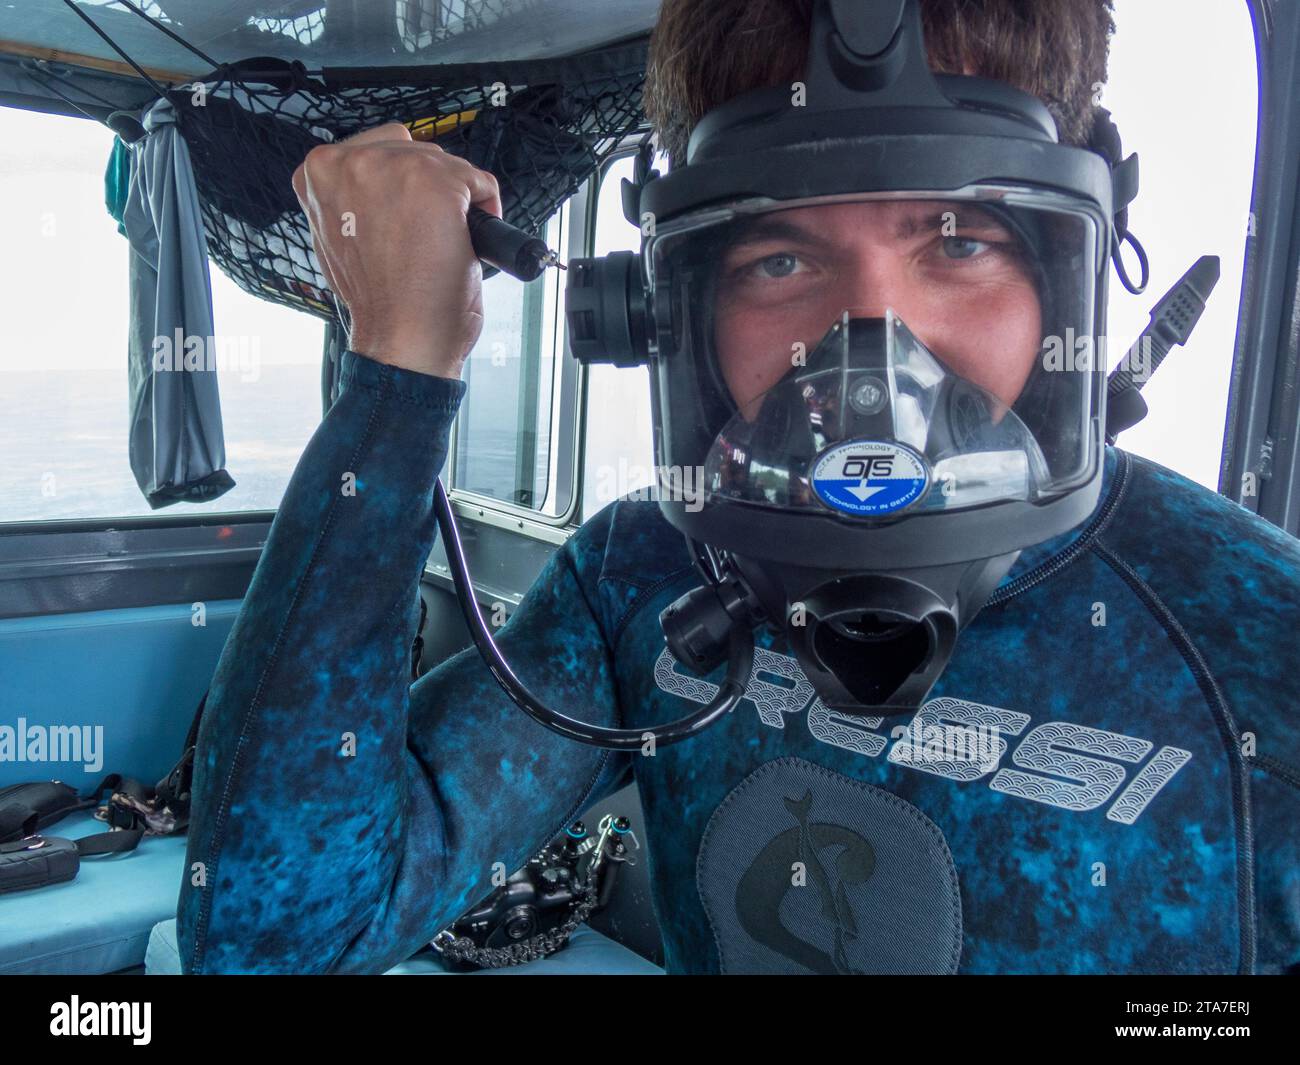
[[721, 216, 826, 251]]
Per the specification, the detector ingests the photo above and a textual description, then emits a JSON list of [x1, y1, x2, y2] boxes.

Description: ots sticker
[[811, 439, 929, 516]]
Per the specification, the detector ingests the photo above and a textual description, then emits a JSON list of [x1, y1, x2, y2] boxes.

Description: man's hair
[[645, 0, 1116, 167]]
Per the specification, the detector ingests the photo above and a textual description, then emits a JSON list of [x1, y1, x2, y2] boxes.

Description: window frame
[[1219, 0, 1300, 535], [442, 191, 587, 537]]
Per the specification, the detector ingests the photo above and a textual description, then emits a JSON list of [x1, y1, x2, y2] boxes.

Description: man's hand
[[290, 122, 502, 379]]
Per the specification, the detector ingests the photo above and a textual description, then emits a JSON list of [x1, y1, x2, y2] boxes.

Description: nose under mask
[[705, 310, 1054, 520]]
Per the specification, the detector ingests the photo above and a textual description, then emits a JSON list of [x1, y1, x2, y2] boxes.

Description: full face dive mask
[[639, 186, 1107, 714], [456, 0, 1139, 748]]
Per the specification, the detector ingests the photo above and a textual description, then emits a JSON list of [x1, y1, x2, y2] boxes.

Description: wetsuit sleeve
[[176, 350, 630, 974]]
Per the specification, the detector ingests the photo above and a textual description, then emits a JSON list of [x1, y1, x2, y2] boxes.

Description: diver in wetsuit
[[177, 0, 1300, 975]]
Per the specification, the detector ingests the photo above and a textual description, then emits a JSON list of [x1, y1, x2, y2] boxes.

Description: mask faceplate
[[649, 191, 1106, 554]]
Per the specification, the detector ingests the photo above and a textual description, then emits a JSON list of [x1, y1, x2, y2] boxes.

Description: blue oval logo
[[811, 440, 930, 516]]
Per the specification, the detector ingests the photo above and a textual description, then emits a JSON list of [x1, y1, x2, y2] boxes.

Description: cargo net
[[170, 49, 647, 319]]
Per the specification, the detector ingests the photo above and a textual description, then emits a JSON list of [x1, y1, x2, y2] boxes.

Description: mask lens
[[649, 191, 1103, 519]]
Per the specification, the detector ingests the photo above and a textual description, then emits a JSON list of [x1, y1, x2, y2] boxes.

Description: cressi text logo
[[654, 646, 1191, 825]]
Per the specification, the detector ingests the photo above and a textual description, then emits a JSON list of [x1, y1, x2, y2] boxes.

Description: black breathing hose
[[433, 479, 754, 749]]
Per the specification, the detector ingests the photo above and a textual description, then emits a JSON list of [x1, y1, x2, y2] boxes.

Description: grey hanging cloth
[[122, 97, 235, 509]]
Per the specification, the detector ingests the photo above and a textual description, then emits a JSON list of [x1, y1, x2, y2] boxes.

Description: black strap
[[1090, 107, 1149, 295], [158, 695, 203, 801], [79, 773, 164, 852], [0, 692, 211, 878], [181, 691, 205, 752], [0, 797, 142, 859], [72, 828, 145, 856], [1111, 152, 1140, 220], [0, 777, 142, 856], [621, 130, 659, 227], [87, 773, 138, 827], [0, 828, 142, 858], [0, 792, 99, 843]]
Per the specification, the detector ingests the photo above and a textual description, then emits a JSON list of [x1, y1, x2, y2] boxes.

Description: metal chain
[[434, 865, 603, 968]]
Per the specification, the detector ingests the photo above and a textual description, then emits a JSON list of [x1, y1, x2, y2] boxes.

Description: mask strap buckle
[[621, 132, 659, 228]]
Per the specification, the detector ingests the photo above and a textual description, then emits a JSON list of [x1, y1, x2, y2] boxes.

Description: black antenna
[[1105, 255, 1221, 442]]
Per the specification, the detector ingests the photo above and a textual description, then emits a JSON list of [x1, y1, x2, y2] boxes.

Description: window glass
[[451, 209, 565, 513], [581, 152, 659, 522], [1101, 0, 1257, 489], [0, 106, 324, 523]]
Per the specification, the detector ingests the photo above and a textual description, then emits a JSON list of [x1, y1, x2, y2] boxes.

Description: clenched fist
[[290, 122, 502, 379]]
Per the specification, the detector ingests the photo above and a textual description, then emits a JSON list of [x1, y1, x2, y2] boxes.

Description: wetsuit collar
[[995, 444, 1120, 592]]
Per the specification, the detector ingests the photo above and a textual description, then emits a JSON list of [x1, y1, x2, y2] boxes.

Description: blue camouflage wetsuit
[[176, 350, 1300, 975]]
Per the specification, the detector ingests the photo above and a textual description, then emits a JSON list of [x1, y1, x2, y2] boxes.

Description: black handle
[[466, 206, 552, 282]]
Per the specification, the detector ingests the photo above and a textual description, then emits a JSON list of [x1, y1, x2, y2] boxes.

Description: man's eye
[[941, 236, 993, 260], [755, 253, 800, 278]]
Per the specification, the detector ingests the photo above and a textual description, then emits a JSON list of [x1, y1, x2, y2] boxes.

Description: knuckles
[[294, 136, 496, 222], [296, 142, 337, 194], [311, 142, 459, 193]]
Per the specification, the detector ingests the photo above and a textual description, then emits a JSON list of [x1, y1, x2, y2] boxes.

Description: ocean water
[[0, 366, 322, 522], [0, 363, 538, 523]]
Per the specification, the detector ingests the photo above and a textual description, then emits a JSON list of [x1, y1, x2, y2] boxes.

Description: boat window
[[449, 209, 570, 516], [0, 106, 324, 523], [1101, 0, 1257, 488]]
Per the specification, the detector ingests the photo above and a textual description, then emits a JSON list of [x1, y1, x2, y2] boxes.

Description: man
[[176, 0, 1300, 974]]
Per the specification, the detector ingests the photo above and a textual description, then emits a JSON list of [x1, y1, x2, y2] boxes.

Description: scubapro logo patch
[[811, 440, 929, 515]]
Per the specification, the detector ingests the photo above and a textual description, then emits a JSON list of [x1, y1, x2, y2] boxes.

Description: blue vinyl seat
[[0, 806, 662, 975], [0, 811, 189, 975], [145, 918, 664, 975]]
